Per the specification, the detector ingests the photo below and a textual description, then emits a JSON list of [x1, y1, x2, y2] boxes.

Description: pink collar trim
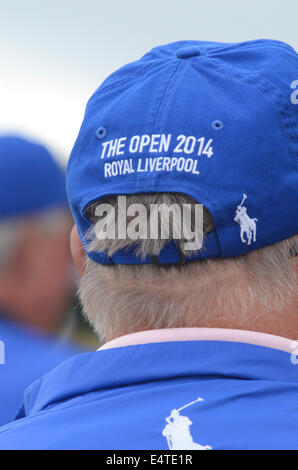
[[99, 327, 294, 353]]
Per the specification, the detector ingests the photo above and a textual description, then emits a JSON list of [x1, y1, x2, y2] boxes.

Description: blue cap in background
[[67, 39, 298, 265], [0, 135, 68, 219]]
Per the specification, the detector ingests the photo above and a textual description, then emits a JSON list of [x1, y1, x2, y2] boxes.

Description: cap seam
[[153, 62, 183, 132], [141, 61, 182, 192]]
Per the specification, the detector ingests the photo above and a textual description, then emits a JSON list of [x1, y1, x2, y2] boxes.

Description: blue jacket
[[0, 338, 297, 450], [0, 317, 81, 426]]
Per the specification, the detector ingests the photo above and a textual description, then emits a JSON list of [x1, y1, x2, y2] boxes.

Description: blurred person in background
[[0, 135, 82, 426]]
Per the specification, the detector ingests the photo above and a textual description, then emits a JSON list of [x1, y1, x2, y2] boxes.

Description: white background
[[1, 0, 297, 164]]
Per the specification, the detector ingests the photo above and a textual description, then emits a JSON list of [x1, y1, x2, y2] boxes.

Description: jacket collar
[[21, 332, 298, 418]]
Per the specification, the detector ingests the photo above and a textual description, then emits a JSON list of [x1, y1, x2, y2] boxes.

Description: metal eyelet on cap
[[212, 120, 224, 131], [96, 126, 107, 139]]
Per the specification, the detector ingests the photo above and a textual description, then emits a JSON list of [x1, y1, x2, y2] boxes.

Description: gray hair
[[79, 194, 298, 341]]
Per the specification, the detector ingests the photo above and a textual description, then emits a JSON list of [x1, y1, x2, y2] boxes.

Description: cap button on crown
[[176, 46, 201, 59]]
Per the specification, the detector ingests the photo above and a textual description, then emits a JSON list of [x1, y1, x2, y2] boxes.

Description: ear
[[70, 225, 86, 276]]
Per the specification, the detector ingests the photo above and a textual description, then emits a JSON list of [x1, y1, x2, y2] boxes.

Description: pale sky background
[[0, 0, 297, 165]]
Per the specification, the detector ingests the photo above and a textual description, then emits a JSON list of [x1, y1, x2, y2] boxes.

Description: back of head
[[67, 40, 298, 342]]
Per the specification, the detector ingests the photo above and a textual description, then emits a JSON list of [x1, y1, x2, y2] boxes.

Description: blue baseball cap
[[67, 39, 298, 265], [0, 135, 68, 219]]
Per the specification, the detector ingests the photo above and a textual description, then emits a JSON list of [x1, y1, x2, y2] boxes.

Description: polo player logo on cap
[[162, 397, 212, 450], [234, 194, 258, 246]]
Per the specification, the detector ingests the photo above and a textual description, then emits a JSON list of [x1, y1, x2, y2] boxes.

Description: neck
[[106, 302, 298, 343], [201, 305, 297, 340]]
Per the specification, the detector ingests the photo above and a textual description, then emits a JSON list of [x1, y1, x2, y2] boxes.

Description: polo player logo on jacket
[[162, 397, 212, 450], [234, 194, 258, 246]]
